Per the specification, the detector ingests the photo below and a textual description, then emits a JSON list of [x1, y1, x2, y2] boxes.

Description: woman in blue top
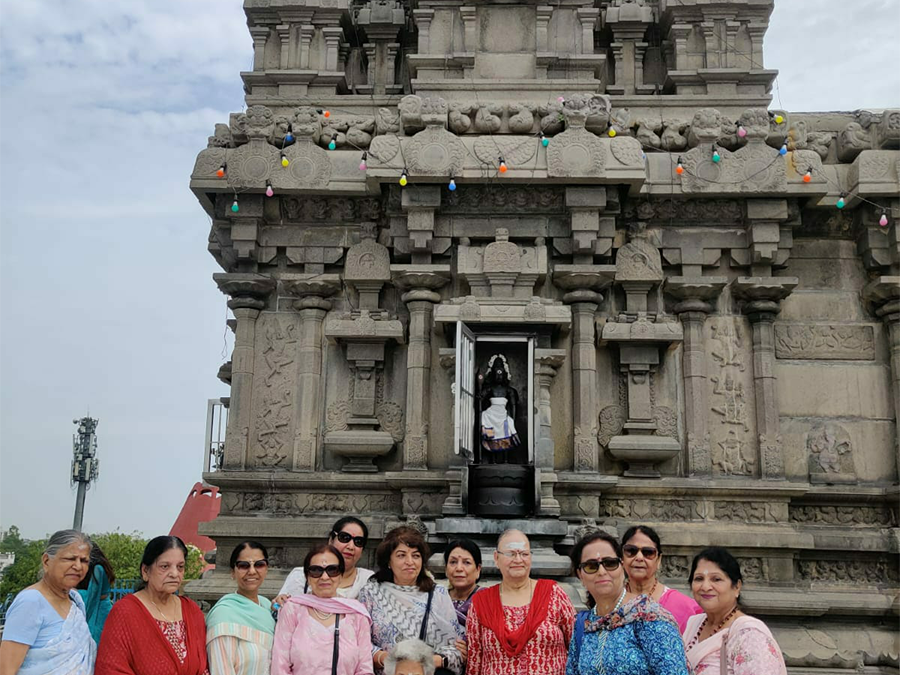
[[76, 544, 116, 644], [565, 532, 688, 675], [0, 529, 96, 675]]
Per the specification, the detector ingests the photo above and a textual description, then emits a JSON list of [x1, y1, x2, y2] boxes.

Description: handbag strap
[[419, 589, 434, 641], [331, 613, 341, 675]]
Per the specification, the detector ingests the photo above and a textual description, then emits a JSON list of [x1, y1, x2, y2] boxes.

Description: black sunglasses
[[623, 545, 658, 560], [578, 557, 622, 574], [235, 559, 269, 571], [332, 531, 366, 548], [307, 564, 342, 579]]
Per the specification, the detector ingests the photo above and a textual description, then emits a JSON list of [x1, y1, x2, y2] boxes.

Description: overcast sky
[[1, 0, 899, 541]]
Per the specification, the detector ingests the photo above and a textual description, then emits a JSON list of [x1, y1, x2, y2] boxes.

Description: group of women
[[0, 520, 788, 675]]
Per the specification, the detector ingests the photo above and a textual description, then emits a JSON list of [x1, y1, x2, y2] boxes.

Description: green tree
[[0, 525, 28, 556], [0, 539, 46, 599], [91, 531, 147, 581]]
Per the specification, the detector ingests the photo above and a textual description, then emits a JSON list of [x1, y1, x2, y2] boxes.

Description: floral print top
[[683, 614, 787, 675]]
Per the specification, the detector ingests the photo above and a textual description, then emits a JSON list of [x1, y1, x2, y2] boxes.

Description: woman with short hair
[[384, 639, 435, 675], [566, 531, 688, 675], [466, 530, 575, 675], [620, 525, 701, 633], [0, 529, 95, 675], [206, 541, 276, 675], [358, 526, 463, 674], [96, 535, 209, 675], [276, 517, 373, 604], [271, 543, 373, 675], [683, 547, 787, 674]]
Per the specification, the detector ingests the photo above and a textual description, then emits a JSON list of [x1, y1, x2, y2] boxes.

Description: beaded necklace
[[590, 587, 628, 675], [625, 577, 658, 599], [686, 605, 739, 652]]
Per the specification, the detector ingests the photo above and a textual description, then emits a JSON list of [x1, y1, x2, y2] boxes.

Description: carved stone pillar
[[393, 268, 450, 470], [555, 266, 616, 472], [322, 27, 342, 72], [214, 274, 276, 470], [733, 278, 798, 480], [299, 25, 315, 69], [864, 277, 900, 470], [285, 278, 339, 472], [276, 24, 291, 70], [438, 349, 465, 515], [535, 349, 566, 516], [413, 9, 434, 54], [666, 277, 728, 477], [250, 27, 269, 71]]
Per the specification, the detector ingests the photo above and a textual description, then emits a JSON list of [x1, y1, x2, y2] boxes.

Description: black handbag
[[419, 590, 454, 675]]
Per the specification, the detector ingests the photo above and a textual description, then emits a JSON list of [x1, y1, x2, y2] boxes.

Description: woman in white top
[[274, 517, 374, 606]]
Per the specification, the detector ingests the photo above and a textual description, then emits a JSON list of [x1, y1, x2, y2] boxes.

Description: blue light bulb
[[449, 178, 457, 191], [779, 143, 787, 156]]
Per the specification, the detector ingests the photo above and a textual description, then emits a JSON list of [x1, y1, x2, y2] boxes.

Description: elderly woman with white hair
[[0, 529, 96, 675], [384, 640, 436, 675]]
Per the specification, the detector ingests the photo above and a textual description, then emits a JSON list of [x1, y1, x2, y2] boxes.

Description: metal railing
[[204, 399, 228, 473], [109, 578, 140, 604]]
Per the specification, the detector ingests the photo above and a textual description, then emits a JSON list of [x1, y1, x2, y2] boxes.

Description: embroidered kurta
[[566, 596, 688, 675], [96, 593, 209, 675], [657, 588, 702, 635], [466, 582, 574, 675], [683, 614, 787, 675], [358, 582, 463, 674]]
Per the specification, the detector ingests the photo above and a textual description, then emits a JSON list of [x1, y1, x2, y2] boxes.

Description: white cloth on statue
[[481, 398, 517, 439]]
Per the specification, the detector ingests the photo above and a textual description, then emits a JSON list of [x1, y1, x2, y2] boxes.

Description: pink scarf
[[286, 594, 371, 622]]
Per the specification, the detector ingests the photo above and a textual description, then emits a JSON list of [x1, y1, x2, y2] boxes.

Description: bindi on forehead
[[504, 541, 527, 551]]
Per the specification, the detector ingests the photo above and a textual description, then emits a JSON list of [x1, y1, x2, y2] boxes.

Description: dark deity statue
[[478, 354, 521, 464]]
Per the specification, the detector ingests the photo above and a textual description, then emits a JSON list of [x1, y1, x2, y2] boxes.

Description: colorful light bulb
[[285, 125, 294, 143], [448, 177, 457, 191], [803, 169, 812, 183], [359, 152, 367, 171], [779, 143, 788, 156], [676, 157, 684, 175], [281, 154, 290, 168], [498, 157, 508, 173], [836, 193, 847, 209], [879, 212, 889, 227], [216, 164, 226, 178], [265, 182, 274, 198], [540, 132, 549, 148], [231, 198, 239, 213], [328, 134, 337, 151], [608, 128, 617, 138], [557, 96, 565, 103], [712, 147, 721, 163], [399, 169, 408, 186], [737, 125, 747, 138], [775, 114, 784, 125]]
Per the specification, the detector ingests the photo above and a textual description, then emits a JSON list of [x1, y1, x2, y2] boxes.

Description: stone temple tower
[[189, 1, 900, 666]]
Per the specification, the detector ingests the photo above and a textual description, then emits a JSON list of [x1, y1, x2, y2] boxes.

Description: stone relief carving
[[713, 429, 754, 476], [443, 186, 564, 212], [473, 136, 537, 168], [402, 491, 445, 516], [658, 555, 690, 580], [715, 500, 782, 523], [759, 434, 785, 479], [236, 491, 401, 515], [600, 499, 703, 522], [405, 126, 467, 176], [574, 427, 599, 472], [547, 127, 605, 178], [806, 423, 856, 479], [252, 316, 298, 469], [710, 375, 749, 431], [325, 399, 350, 434], [710, 323, 745, 371], [774, 324, 876, 360], [789, 505, 894, 526], [623, 198, 742, 222], [738, 557, 765, 582], [799, 559, 899, 584], [282, 197, 382, 222]]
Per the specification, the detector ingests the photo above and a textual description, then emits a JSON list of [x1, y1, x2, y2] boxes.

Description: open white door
[[454, 321, 476, 460]]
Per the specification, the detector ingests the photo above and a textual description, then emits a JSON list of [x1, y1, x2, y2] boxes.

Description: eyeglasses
[[332, 531, 366, 548], [578, 558, 622, 574], [622, 545, 658, 560], [235, 560, 269, 571], [497, 550, 531, 560], [307, 564, 342, 578]]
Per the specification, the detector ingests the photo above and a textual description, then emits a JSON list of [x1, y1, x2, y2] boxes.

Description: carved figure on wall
[[711, 323, 745, 371], [711, 374, 749, 431], [478, 354, 521, 463], [806, 423, 857, 483], [714, 429, 753, 475]]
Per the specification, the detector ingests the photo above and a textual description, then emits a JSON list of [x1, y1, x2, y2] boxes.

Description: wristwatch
[[440, 655, 449, 669]]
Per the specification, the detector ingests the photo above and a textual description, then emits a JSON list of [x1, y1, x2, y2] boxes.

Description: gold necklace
[[311, 607, 334, 621], [149, 596, 175, 622]]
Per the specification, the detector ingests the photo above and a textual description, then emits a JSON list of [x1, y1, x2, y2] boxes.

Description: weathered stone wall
[[189, 1, 900, 671]]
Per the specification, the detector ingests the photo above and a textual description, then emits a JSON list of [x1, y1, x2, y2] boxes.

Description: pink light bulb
[[359, 160, 367, 171], [737, 126, 747, 138], [265, 185, 274, 197], [880, 213, 889, 227]]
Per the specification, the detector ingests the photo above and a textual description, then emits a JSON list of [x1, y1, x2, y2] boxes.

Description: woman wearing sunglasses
[[566, 532, 688, 675], [621, 526, 701, 634], [276, 517, 374, 605], [271, 544, 374, 675], [206, 541, 276, 675]]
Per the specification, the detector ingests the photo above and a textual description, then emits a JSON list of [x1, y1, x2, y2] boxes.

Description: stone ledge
[[203, 470, 448, 490]]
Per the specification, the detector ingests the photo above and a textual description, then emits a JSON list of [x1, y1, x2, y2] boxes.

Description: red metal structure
[[169, 482, 220, 554]]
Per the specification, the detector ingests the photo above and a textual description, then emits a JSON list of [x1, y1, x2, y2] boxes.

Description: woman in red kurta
[[466, 530, 575, 675], [96, 536, 208, 675]]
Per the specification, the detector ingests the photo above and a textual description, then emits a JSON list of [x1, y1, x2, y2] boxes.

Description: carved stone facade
[[191, 2, 899, 669]]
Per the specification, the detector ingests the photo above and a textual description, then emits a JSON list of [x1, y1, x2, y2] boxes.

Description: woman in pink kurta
[[683, 547, 787, 675], [271, 544, 373, 675]]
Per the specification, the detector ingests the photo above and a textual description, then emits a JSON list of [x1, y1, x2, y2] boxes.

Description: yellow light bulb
[[281, 156, 290, 167], [608, 128, 617, 137], [399, 175, 408, 186]]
